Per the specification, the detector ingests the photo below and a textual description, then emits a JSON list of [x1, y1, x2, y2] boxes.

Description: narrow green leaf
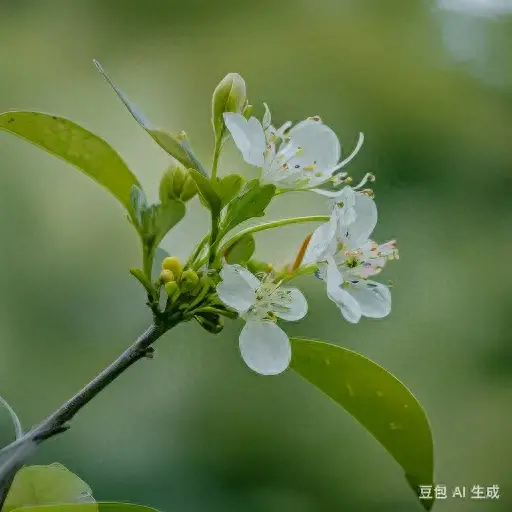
[[0, 397, 22, 440], [93, 61, 206, 176], [129, 268, 157, 297], [10, 504, 158, 512], [0, 112, 141, 213], [290, 338, 435, 510], [220, 179, 275, 235], [224, 234, 255, 264], [216, 174, 244, 206], [2, 464, 94, 512], [188, 169, 222, 214]]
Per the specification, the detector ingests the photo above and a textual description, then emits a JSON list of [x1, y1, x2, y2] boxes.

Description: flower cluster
[[215, 108, 399, 375]]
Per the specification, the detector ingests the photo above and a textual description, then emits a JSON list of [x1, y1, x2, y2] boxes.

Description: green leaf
[[224, 234, 255, 264], [2, 464, 94, 512], [130, 186, 148, 226], [93, 61, 206, 176], [290, 338, 435, 510], [188, 169, 222, 214], [220, 179, 275, 235], [151, 200, 186, 249], [0, 397, 22, 440], [10, 504, 159, 512], [129, 268, 157, 297], [0, 112, 141, 213], [216, 174, 244, 206]]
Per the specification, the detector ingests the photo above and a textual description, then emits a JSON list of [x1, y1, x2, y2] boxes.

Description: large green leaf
[[93, 61, 206, 176], [2, 464, 94, 512], [290, 338, 435, 510], [220, 179, 275, 235], [10, 504, 158, 512], [0, 112, 141, 213]]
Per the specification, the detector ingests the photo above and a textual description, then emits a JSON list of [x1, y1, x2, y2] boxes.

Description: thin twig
[[0, 315, 181, 506]]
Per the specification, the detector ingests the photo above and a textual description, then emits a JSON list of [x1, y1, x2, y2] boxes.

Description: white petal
[[223, 113, 266, 167], [271, 287, 308, 321], [325, 257, 362, 323], [239, 321, 291, 375], [343, 192, 378, 248], [303, 211, 338, 265], [217, 264, 259, 313], [348, 280, 391, 318], [286, 120, 341, 183]]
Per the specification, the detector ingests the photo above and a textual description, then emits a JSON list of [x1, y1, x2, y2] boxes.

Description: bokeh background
[[1, 0, 511, 510]]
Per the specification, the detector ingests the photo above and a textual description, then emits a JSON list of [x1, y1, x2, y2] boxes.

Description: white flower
[[304, 190, 398, 323], [216, 263, 308, 375], [223, 104, 363, 192]]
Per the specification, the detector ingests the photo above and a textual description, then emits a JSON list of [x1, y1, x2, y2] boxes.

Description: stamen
[[333, 132, 365, 172], [353, 172, 376, 191]]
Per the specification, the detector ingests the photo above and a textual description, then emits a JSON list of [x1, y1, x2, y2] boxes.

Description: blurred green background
[[1, 0, 511, 510]]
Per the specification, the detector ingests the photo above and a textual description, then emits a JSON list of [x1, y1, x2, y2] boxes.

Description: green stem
[[186, 234, 209, 268], [219, 215, 329, 257], [211, 136, 222, 181], [142, 245, 154, 281]]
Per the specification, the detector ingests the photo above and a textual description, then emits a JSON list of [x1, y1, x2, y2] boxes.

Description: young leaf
[[0, 112, 141, 213], [129, 268, 157, 297], [220, 179, 275, 235], [188, 169, 222, 215], [216, 174, 244, 206], [2, 464, 94, 512], [9, 503, 159, 512], [290, 338, 435, 511], [224, 234, 255, 264], [151, 200, 186, 249], [130, 186, 148, 226], [93, 61, 206, 176]]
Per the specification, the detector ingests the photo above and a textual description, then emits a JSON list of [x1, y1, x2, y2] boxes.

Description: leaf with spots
[[290, 338, 435, 511], [8, 503, 160, 512], [2, 463, 94, 512], [0, 112, 141, 215]]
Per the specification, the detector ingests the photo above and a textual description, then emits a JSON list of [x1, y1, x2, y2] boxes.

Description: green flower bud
[[164, 281, 179, 297], [160, 269, 175, 283], [159, 161, 198, 203], [212, 73, 247, 141], [162, 256, 183, 278], [246, 259, 273, 275], [195, 312, 224, 334], [180, 269, 200, 291]]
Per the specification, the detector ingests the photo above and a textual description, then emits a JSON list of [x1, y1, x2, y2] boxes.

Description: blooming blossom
[[304, 188, 398, 323], [223, 105, 363, 192], [216, 263, 307, 375]]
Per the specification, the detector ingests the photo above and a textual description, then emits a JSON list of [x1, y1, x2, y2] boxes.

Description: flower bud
[[160, 269, 175, 283], [247, 259, 273, 275], [162, 256, 183, 278], [180, 269, 200, 291], [159, 161, 198, 203], [164, 281, 178, 297], [195, 312, 224, 334], [212, 73, 247, 141]]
